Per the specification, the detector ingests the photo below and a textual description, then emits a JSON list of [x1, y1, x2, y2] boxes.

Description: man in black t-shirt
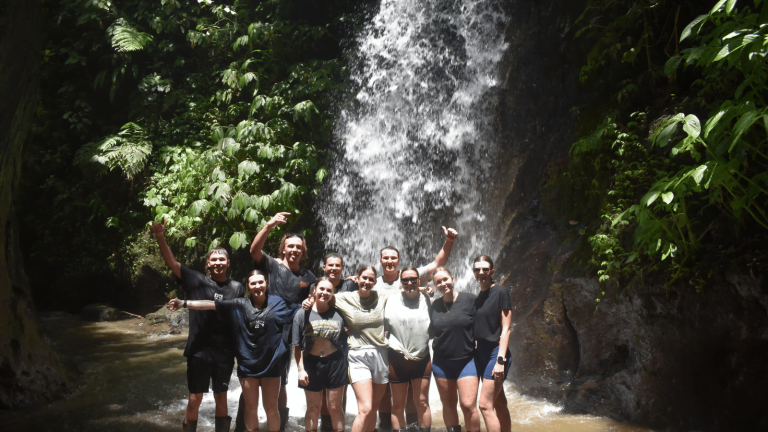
[[233, 212, 317, 432], [151, 220, 244, 432]]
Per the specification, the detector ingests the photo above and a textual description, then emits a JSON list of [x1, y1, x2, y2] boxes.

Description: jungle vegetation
[[570, 0, 768, 297], [20, 0, 366, 311]]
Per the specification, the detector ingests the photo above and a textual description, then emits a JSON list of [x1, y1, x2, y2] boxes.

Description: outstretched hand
[[267, 212, 291, 229], [150, 220, 168, 236], [166, 298, 183, 312], [442, 226, 458, 241]]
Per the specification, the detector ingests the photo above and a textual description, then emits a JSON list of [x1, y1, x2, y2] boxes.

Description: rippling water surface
[[0, 318, 653, 432]]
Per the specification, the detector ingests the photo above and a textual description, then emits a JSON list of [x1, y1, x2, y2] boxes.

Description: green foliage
[[19, 0, 360, 310], [571, 0, 768, 294]]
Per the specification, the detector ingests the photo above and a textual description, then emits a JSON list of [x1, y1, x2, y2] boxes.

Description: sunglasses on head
[[285, 232, 304, 239], [401, 277, 419, 284], [473, 267, 492, 273]]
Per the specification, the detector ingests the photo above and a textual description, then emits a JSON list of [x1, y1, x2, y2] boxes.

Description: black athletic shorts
[[279, 348, 292, 386], [387, 348, 432, 384], [299, 350, 349, 392], [187, 351, 235, 394]]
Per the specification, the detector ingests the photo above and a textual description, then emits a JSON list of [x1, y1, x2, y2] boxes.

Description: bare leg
[[351, 380, 374, 432], [479, 377, 506, 432], [185, 393, 204, 423], [213, 392, 229, 417], [405, 383, 417, 424], [260, 377, 282, 431], [241, 378, 261, 432], [368, 383, 388, 432], [434, 379, 459, 428], [379, 384, 392, 429], [411, 377, 431, 428], [493, 384, 511, 432], [327, 387, 346, 431], [457, 377, 480, 432], [390, 382, 409, 429], [279, 385, 288, 409], [305, 390, 323, 431]]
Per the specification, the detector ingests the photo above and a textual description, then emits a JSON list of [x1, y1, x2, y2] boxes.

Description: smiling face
[[472, 260, 495, 287], [207, 252, 229, 278], [282, 237, 304, 264], [432, 270, 454, 298], [380, 249, 400, 275], [357, 269, 377, 299], [248, 274, 268, 301], [323, 257, 343, 281], [400, 269, 420, 300], [314, 280, 335, 306]]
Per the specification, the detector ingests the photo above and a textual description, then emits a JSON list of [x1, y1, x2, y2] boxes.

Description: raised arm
[[150, 220, 181, 279], [250, 212, 291, 263], [424, 226, 458, 274], [167, 298, 216, 311]]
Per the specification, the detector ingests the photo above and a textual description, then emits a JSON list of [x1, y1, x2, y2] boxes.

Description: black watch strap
[[183, 299, 187, 308]]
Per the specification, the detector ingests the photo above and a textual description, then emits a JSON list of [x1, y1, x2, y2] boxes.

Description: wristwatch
[[497, 355, 506, 364], [183, 299, 187, 308]]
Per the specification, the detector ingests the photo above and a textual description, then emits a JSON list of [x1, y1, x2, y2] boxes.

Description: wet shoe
[[216, 415, 232, 432], [182, 420, 198, 432]]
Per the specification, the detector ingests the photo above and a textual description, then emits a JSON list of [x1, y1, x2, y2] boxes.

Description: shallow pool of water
[[0, 317, 653, 432]]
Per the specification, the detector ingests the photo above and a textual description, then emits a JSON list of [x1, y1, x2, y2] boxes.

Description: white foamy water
[[318, 0, 510, 291]]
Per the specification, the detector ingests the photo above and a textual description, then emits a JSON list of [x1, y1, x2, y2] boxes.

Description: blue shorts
[[432, 355, 478, 380], [475, 340, 511, 380]]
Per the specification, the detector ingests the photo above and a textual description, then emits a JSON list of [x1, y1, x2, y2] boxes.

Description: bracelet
[[183, 299, 187, 308]]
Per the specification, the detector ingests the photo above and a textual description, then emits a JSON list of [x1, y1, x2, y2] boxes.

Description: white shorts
[[347, 346, 389, 384]]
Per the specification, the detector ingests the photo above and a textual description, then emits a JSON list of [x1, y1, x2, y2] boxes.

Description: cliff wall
[[0, 0, 69, 409], [494, 1, 768, 430]]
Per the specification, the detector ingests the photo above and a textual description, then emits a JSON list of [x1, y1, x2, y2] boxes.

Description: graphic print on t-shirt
[[305, 319, 341, 342]]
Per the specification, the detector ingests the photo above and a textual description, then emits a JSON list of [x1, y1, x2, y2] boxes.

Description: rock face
[[493, 0, 768, 430], [0, 0, 69, 409]]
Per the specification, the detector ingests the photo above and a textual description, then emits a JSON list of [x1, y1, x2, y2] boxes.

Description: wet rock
[[145, 305, 188, 327], [80, 304, 120, 322]]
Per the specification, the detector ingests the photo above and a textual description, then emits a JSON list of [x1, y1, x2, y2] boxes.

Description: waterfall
[[318, 0, 509, 291]]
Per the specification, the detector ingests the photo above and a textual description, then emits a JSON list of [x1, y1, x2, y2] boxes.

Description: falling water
[[318, 0, 509, 290]]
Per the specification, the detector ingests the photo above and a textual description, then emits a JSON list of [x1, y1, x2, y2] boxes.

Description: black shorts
[[387, 348, 431, 384], [187, 352, 235, 394], [299, 349, 349, 392], [279, 348, 292, 386]]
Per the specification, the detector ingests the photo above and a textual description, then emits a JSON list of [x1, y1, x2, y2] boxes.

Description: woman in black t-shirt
[[429, 267, 481, 432], [168, 270, 291, 432], [471, 256, 512, 432]]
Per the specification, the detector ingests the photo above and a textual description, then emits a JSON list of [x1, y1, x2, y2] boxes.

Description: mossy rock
[[145, 305, 188, 327]]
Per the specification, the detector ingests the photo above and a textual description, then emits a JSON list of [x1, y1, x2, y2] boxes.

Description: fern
[[109, 19, 153, 52]]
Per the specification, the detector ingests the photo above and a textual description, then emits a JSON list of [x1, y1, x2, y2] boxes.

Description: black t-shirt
[[291, 307, 348, 354], [255, 252, 316, 311], [429, 292, 477, 360], [180, 265, 244, 358], [335, 279, 359, 293], [474, 285, 513, 343], [215, 295, 292, 378]]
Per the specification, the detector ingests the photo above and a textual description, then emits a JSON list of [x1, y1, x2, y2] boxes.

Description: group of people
[[153, 211, 513, 432]]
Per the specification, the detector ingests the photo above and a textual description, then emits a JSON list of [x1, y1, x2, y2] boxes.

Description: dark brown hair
[[278, 234, 308, 262]]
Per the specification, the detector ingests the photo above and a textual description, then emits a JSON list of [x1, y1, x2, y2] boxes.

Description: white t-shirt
[[384, 291, 432, 360], [374, 265, 429, 291]]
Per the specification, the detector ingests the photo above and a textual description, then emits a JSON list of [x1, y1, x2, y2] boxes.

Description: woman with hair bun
[[430, 267, 481, 432], [167, 269, 292, 432], [471, 256, 513, 432]]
